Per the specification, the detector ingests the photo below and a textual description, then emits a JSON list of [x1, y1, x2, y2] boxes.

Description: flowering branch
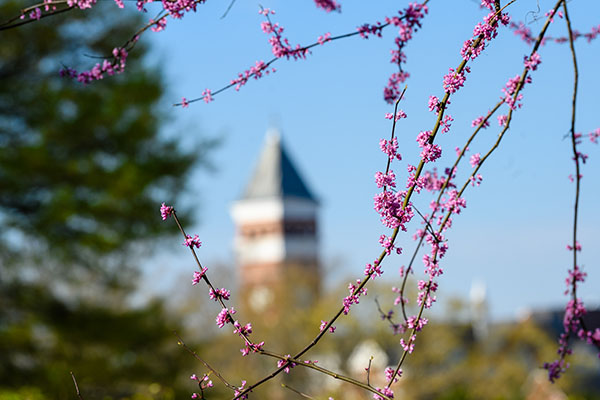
[[0, 1, 75, 31], [543, 1, 600, 383], [175, 2, 429, 107]]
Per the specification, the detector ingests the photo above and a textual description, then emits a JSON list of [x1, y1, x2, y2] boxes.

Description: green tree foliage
[[0, 2, 205, 397], [0, 1, 196, 266]]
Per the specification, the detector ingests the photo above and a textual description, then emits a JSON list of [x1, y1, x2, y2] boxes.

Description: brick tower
[[230, 130, 319, 315]]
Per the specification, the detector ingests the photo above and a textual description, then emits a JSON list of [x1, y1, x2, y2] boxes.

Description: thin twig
[[281, 384, 315, 399], [70, 371, 84, 400], [174, 332, 237, 390]]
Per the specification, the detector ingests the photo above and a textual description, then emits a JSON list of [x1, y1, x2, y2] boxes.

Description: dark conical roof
[[241, 130, 317, 203]]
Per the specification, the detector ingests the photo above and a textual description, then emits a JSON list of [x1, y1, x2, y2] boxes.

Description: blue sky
[[142, 1, 600, 320]]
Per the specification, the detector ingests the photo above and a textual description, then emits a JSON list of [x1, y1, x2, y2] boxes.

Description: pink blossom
[[428, 95, 440, 112], [183, 234, 202, 249], [384, 110, 407, 121], [524, 52, 541, 71], [589, 128, 600, 144], [215, 307, 236, 328], [471, 115, 490, 128], [385, 366, 401, 383], [201, 89, 213, 103], [277, 355, 296, 373], [373, 387, 394, 400], [150, 17, 167, 32], [375, 170, 396, 188], [317, 32, 332, 45], [469, 153, 481, 168], [379, 138, 401, 161], [443, 68, 466, 94], [192, 267, 208, 285], [160, 203, 174, 220], [314, 0, 341, 13], [497, 114, 508, 126], [209, 287, 231, 301], [420, 143, 442, 163]]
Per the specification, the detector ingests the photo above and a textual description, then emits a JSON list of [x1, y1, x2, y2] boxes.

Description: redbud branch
[[375, 297, 397, 328], [439, 1, 561, 233], [258, 351, 391, 400], [563, 3, 600, 351], [366, 356, 373, 387], [412, 205, 440, 241], [171, 211, 254, 347], [176, 3, 428, 106], [398, 100, 503, 322], [385, 0, 555, 388], [564, 0, 580, 303], [174, 332, 237, 390], [0, 2, 75, 31], [384, 86, 408, 179]]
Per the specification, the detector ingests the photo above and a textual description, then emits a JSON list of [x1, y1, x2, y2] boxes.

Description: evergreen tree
[[0, 2, 205, 397]]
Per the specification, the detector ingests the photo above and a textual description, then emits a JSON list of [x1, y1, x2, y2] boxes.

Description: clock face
[[248, 286, 274, 312]]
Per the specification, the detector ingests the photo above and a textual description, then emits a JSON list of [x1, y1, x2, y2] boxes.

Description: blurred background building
[[231, 130, 321, 321]]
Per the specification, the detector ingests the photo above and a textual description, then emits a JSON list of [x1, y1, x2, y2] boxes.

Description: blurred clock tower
[[230, 129, 320, 320]]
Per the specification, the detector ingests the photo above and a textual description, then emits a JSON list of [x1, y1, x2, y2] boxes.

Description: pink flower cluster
[[510, 20, 600, 45], [343, 279, 368, 315], [544, 257, 600, 381], [235, 322, 264, 356], [183, 234, 202, 248], [60, 47, 129, 84], [471, 115, 490, 128], [317, 32, 332, 45], [191, 267, 208, 285], [406, 315, 428, 331], [364, 260, 383, 279], [589, 128, 600, 144], [501, 74, 531, 110], [190, 373, 213, 398], [373, 386, 394, 400], [375, 171, 396, 189], [421, 168, 453, 193], [400, 334, 416, 353], [382, 3, 428, 103], [319, 320, 336, 333], [215, 307, 236, 328], [230, 60, 275, 91], [469, 153, 481, 168], [524, 52, 541, 71], [460, 9, 510, 62], [379, 138, 402, 161], [384, 110, 407, 121], [209, 287, 231, 301], [261, 17, 309, 60], [385, 366, 401, 383], [373, 190, 414, 230], [233, 380, 249, 400], [277, 355, 297, 374], [357, 22, 384, 39], [443, 67, 468, 95], [160, 0, 203, 18], [379, 234, 401, 255], [160, 202, 174, 220], [313, 0, 341, 13], [417, 279, 437, 309]]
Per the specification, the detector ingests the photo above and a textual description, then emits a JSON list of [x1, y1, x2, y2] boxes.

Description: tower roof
[[240, 130, 317, 203]]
